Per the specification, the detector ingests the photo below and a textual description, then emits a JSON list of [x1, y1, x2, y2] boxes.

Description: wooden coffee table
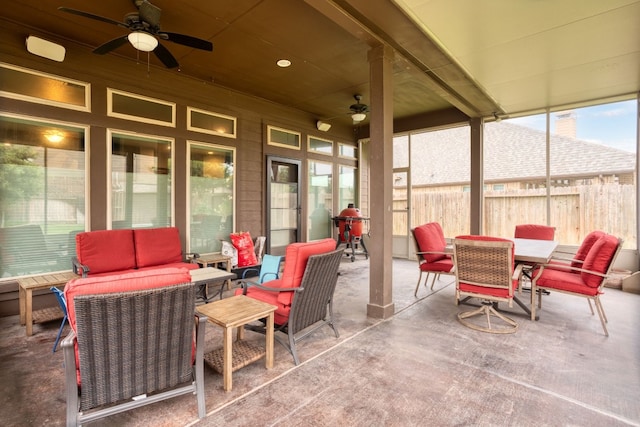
[[18, 271, 78, 336], [196, 295, 276, 392]]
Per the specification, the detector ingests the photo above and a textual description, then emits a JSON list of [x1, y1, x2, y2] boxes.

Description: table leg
[[265, 312, 274, 369], [19, 285, 26, 326], [223, 326, 233, 391], [25, 289, 33, 336]]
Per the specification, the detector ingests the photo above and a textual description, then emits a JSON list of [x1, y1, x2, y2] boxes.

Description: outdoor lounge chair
[[236, 238, 342, 365], [62, 269, 206, 426]]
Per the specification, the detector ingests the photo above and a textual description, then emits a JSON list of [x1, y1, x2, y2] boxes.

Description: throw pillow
[[220, 241, 238, 268], [230, 231, 258, 267]]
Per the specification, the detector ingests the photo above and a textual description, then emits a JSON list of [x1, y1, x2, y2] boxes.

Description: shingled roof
[[405, 122, 635, 186]]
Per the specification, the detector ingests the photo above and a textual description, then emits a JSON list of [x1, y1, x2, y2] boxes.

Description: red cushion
[[413, 223, 447, 263], [239, 287, 290, 325], [572, 230, 605, 268], [581, 234, 619, 288], [514, 224, 555, 240], [75, 229, 136, 274], [419, 257, 454, 273], [64, 267, 192, 332], [230, 232, 258, 268], [64, 267, 193, 385], [535, 267, 600, 296], [134, 227, 183, 268]]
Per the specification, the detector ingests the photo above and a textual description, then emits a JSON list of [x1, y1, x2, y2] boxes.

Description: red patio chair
[[530, 234, 622, 336], [411, 223, 454, 296]]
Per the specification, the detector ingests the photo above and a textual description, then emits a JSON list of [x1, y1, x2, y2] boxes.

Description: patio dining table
[[449, 237, 558, 319]]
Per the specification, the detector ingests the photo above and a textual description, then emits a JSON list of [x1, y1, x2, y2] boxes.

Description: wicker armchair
[[453, 236, 523, 334], [62, 279, 206, 426], [237, 240, 343, 365]]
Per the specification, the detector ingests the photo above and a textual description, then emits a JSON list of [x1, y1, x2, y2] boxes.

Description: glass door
[[267, 157, 301, 255], [392, 168, 411, 257]]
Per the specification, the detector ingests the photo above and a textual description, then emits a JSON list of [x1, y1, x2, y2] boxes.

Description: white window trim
[[107, 88, 176, 127]]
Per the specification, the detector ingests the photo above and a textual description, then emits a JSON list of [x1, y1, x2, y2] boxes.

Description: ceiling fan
[[349, 94, 369, 123], [58, 0, 213, 69]]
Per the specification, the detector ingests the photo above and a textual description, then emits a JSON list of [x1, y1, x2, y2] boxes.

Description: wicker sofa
[[72, 227, 199, 278]]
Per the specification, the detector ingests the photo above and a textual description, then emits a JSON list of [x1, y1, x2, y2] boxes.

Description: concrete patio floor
[[1, 257, 639, 426]]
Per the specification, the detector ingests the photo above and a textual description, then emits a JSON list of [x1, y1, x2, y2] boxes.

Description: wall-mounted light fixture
[[316, 120, 331, 132], [26, 35, 65, 62]]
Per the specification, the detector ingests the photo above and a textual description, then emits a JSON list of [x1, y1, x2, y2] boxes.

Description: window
[[187, 107, 236, 138], [0, 114, 86, 278], [0, 63, 90, 111], [550, 102, 636, 248], [188, 142, 235, 253], [484, 99, 637, 248], [339, 165, 356, 211], [308, 160, 332, 240], [339, 143, 357, 159], [308, 136, 333, 155], [109, 130, 173, 229], [107, 88, 176, 127], [395, 126, 471, 237], [483, 114, 548, 237], [267, 125, 300, 150]]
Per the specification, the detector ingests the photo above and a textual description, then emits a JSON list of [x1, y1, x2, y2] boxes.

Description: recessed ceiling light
[[277, 59, 291, 68]]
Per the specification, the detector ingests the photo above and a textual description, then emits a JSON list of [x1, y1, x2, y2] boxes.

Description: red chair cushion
[[514, 224, 555, 240], [535, 267, 599, 296], [236, 238, 336, 311], [240, 287, 290, 325], [413, 223, 447, 263], [134, 227, 184, 268], [581, 234, 619, 288], [230, 232, 258, 267], [75, 229, 136, 274], [572, 230, 605, 268], [64, 267, 193, 385], [419, 258, 454, 273]]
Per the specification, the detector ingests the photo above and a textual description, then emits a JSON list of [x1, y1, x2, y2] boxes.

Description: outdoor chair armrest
[[236, 279, 301, 295], [532, 263, 608, 281], [71, 257, 89, 277], [512, 263, 524, 280], [241, 267, 260, 279], [415, 250, 450, 256]]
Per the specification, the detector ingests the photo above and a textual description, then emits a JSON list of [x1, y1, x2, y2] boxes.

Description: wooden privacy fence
[[394, 184, 636, 248]]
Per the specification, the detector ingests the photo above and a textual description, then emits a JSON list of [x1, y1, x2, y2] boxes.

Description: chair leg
[[587, 299, 595, 315], [593, 296, 609, 336], [457, 301, 518, 334], [52, 314, 68, 353], [430, 273, 438, 290], [414, 271, 424, 297]]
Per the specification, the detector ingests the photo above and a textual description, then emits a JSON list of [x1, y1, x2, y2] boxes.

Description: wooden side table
[[18, 271, 78, 336], [195, 253, 233, 290], [196, 295, 276, 392]]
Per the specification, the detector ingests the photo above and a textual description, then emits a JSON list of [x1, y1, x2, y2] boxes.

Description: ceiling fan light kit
[[128, 31, 157, 51], [58, 0, 213, 69], [349, 94, 369, 123]]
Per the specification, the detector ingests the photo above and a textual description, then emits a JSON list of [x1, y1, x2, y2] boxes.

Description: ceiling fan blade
[[138, 0, 162, 29], [160, 32, 213, 51], [153, 43, 179, 68], [58, 7, 128, 29], [93, 36, 130, 55]]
